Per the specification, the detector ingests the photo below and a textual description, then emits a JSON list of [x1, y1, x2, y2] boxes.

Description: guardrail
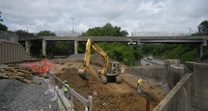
[[48, 73, 93, 111]]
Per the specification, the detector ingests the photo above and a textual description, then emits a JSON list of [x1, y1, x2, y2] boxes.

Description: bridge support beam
[[195, 43, 203, 62], [25, 41, 31, 55], [42, 40, 47, 56], [74, 40, 78, 54]]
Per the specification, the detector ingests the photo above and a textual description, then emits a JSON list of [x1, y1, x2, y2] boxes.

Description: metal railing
[[0, 31, 19, 42], [131, 32, 192, 36], [18, 30, 82, 41], [48, 73, 93, 111]]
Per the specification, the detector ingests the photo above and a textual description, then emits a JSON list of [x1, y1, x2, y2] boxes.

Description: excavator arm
[[78, 38, 109, 80]]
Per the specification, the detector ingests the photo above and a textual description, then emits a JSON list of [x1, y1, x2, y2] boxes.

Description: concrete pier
[[42, 40, 47, 56], [25, 41, 31, 55], [74, 40, 78, 54]]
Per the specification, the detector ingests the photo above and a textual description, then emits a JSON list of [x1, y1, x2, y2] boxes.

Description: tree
[[0, 11, 8, 31], [37, 30, 56, 36], [0, 11, 3, 22], [15, 30, 35, 37], [82, 23, 128, 36], [198, 20, 208, 35]]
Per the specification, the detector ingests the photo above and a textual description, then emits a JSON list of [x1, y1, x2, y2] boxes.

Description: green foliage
[[0, 11, 2, 22], [78, 42, 86, 53], [198, 20, 208, 35], [37, 30, 56, 36], [0, 23, 7, 31], [97, 42, 142, 66], [15, 30, 35, 37], [142, 44, 196, 62], [82, 23, 128, 36], [0, 11, 8, 31], [180, 50, 195, 62], [80, 22, 141, 66], [202, 49, 208, 60], [46, 41, 74, 57]]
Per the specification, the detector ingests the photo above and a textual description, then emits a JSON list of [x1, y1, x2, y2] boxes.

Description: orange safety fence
[[24, 58, 56, 75]]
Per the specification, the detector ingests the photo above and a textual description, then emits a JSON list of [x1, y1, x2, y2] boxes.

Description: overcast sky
[[0, 0, 207, 35]]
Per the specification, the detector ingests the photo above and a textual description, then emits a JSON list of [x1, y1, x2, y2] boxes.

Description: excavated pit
[[53, 59, 168, 111]]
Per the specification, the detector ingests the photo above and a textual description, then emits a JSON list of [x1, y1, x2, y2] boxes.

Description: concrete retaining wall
[[152, 74, 192, 111], [165, 59, 185, 89], [191, 63, 208, 110], [126, 66, 166, 81], [0, 40, 30, 64], [152, 61, 208, 111]]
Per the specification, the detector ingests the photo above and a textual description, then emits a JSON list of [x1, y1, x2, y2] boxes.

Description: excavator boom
[[78, 38, 122, 84], [78, 39, 108, 80]]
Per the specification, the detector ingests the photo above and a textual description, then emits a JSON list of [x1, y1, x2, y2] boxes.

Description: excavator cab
[[107, 62, 121, 75], [105, 62, 122, 84]]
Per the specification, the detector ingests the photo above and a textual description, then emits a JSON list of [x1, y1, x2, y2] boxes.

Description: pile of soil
[[54, 60, 167, 111]]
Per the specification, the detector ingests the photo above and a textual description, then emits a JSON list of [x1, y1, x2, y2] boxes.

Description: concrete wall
[[165, 59, 186, 89], [152, 61, 208, 111], [0, 40, 30, 64], [191, 63, 208, 110], [126, 66, 166, 81], [152, 74, 192, 111]]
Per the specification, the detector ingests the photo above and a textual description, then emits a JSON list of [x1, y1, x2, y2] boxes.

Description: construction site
[[1, 32, 208, 111], [0, 55, 168, 111]]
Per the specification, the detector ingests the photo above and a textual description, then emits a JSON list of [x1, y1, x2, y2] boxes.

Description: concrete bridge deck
[[20, 36, 208, 44]]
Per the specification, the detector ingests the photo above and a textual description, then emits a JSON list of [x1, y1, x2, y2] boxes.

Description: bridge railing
[[18, 30, 82, 41], [131, 32, 192, 36]]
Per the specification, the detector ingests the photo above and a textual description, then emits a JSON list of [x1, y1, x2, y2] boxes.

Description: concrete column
[[25, 41, 31, 55], [137, 39, 141, 47], [42, 40, 47, 56], [195, 43, 203, 62], [203, 39, 207, 46], [74, 40, 78, 54]]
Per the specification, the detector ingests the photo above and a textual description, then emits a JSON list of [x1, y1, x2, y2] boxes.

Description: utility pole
[[71, 17, 74, 34]]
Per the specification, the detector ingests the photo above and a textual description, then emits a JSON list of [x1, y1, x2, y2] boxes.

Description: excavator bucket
[[78, 69, 89, 80]]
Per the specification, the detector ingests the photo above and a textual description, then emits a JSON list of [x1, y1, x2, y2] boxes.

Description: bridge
[[19, 35, 208, 62]]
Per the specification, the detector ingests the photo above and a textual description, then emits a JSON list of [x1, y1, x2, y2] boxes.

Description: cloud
[[0, 0, 207, 35]]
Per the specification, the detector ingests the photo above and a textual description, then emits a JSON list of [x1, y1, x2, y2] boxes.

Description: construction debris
[[0, 64, 40, 84]]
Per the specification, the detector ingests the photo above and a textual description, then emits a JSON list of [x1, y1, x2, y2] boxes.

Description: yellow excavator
[[78, 38, 122, 84]]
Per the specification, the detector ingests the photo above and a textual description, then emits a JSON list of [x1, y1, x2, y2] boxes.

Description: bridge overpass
[[19, 36, 208, 62]]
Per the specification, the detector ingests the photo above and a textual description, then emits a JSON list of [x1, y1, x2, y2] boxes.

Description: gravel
[[0, 77, 60, 111]]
